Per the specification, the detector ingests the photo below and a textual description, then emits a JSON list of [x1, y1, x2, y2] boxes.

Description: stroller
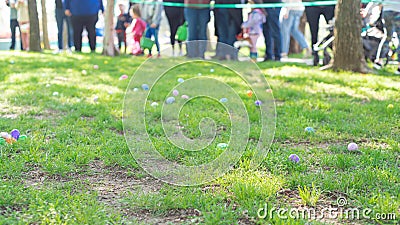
[[313, 3, 388, 66]]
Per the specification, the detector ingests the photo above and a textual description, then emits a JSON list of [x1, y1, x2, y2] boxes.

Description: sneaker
[[53, 49, 63, 54], [147, 54, 152, 58], [373, 62, 382, 70], [66, 48, 72, 54], [395, 68, 400, 75], [157, 53, 161, 58]]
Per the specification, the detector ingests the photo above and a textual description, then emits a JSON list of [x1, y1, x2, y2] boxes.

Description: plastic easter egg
[[81, 70, 87, 75], [151, 102, 159, 107], [304, 127, 315, 133], [247, 90, 253, 97], [0, 132, 9, 139], [93, 96, 99, 102], [288, 154, 300, 163], [18, 135, 27, 141], [46, 84, 51, 88], [255, 100, 262, 106], [347, 142, 358, 151], [133, 88, 139, 92], [0, 138, 5, 145], [119, 74, 128, 80], [10, 129, 20, 140], [6, 137, 16, 144], [219, 98, 228, 103], [210, 68, 214, 73], [197, 73, 202, 76], [9, 60, 15, 64], [93, 65, 99, 70], [172, 90, 179, 96], [141, 84, 149, 91], [53, 92, 59, 96], [177, 78, 184, 83], [387, 104, 394, 109], [181, 95, 189, 99], [217, 143, 228, 149], [104, 60, 108, 64], [166, 97, 175, 104]]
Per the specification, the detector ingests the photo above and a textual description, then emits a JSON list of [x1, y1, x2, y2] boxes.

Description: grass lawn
[[0, 50, 399, 224]]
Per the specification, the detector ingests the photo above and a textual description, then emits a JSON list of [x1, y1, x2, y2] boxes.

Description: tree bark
[[41, 0, 50, 49], [28, 0, 41, 52], [102, 0, 119, 56], [332, 0, 369, 73]]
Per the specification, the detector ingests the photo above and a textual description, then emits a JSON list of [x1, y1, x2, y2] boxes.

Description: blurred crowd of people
[[4, 0, 400, 72]]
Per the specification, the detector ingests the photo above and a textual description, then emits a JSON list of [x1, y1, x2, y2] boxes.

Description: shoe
[[147, 54, 152, 58], [395, 68, 400, 75], [53, 49, 63, 54], [373, 62, 382, 70], [157, 53, 161, 58], [281, 53, 288, 58], [66, 48, 72, 54]]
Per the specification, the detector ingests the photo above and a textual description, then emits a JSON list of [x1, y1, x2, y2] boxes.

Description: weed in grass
[[298, 183, 322, 207]]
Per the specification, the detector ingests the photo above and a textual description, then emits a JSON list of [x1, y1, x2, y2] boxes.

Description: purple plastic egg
[[10, 129, 20, 140], [288, 154, 300, 163]]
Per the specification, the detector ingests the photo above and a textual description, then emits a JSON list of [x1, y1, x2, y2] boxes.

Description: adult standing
[[303, 0, 335, 65], [164, 0, 185, 56], [6, 0, 23, 50], [141, 0, 163, 57], [64, 0, 104, 53], [280, 0, 311, 58], [15, 0, 29, 51], [184, 0, 211, 58], [263, 0, 282, 61], [214, 0, 243, 60], [55, 0, 74, 53]]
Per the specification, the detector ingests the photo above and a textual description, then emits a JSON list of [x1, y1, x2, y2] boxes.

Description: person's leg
[[280, 11, 293, 55], [215, 8, 229, 58], [321, 5, 335, 23], [185, 7, 199, 58], [10, 19, 17, 50], [197, 8, 210, 58], [249, 34, 259, 59], [290, 10, 309, 50], [269, 7, 282, 60], [117, 32, 123, 50], [85, 14, 98, 52], [65, 15, 74, 49], [263, 10, 272, 60], [154, 26, 160, 55], [55, 8, 64, 50], [71, 16, 84, 52], [305, 6, 321, 48]]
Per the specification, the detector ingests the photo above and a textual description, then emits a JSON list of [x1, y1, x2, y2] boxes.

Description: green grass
[[0, 50, 399, 224]]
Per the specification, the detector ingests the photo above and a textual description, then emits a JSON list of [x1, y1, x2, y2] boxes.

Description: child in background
[[242, 0, 266, 60], [16, 0, 29, 51], [127, 5, 146, 55], [115, 3, 131, 54]]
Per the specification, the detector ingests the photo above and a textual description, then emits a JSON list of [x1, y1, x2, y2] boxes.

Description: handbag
[[140, 29, 155, 50], [176, 22, 188, 41]]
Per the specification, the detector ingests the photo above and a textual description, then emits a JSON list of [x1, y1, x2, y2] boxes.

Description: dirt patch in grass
[[276, 189, 366, 225]]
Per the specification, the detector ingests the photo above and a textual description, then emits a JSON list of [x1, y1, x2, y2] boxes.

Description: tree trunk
[[102, 0, 118, 56], [28, 0, 41, 52], [289, 12, 307, 54], [41, 0, 50, 49], [332, 0, 369, 72]]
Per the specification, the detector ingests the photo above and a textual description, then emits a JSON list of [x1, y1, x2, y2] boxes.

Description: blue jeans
[[55, 8, 74, 49], [184, 7, 210, 58], [214, 8, 239, 58], [281, 10, 309, 54], [10, 19, 23, 50], [145, 25, 160, 54], [263, 7, 282, 60]]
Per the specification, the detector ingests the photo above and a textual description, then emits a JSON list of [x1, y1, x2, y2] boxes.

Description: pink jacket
[[242, 9, 266, 35]]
